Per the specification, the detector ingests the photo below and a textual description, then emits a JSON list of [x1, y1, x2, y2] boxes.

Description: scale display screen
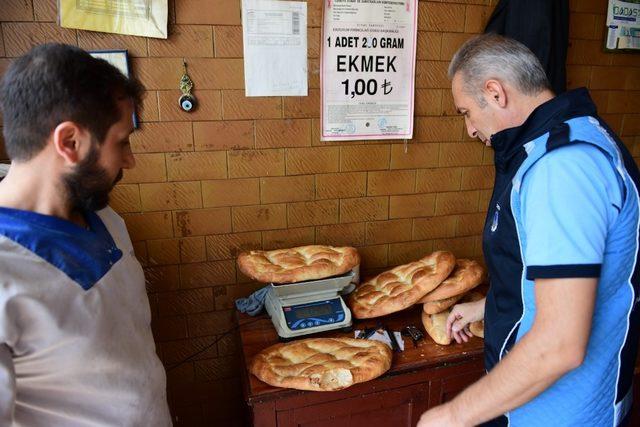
[[294, 304, 333, 319], [283, 298, 345, 331]]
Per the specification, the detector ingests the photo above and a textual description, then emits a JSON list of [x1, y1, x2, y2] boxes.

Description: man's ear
[[52, 122, 86, 165], [485, 79, 508, 108]]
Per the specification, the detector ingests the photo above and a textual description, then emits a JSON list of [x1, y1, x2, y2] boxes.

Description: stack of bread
[[239, 245, 487, 392], [238, 245, 395, 392], [422, 290, 485, 345], [348, 252, 486, 346], [419, 259, 486, 345]]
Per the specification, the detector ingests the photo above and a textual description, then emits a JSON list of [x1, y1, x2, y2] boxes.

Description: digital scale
[[265, 267, 359, 339]]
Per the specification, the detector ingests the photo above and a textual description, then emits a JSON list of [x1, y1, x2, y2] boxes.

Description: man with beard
[[0, 44, 172, 426]]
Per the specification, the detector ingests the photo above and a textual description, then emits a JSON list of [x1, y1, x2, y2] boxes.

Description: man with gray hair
[[418, 33, 640, 426]]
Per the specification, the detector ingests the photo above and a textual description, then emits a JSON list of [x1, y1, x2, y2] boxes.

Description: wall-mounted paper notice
[[242, 0, 308, 96], [605, 0, 640, 50], [59, 0, 168, 39], [320, 0, 418, 141]]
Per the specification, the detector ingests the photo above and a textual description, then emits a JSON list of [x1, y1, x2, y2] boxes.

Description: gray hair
[[448, 33, 551, 105]]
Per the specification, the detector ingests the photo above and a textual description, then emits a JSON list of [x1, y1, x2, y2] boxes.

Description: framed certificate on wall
[[59, 0, 168, 39]]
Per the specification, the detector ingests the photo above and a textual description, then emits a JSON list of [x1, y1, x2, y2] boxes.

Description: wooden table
[[239, 306, 485, 427]]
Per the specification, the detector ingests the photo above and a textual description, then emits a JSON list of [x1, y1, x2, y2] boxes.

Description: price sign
[[321, 0, 417, 141]]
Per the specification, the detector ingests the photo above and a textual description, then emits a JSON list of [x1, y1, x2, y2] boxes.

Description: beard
[[63, 143, 123, 212]]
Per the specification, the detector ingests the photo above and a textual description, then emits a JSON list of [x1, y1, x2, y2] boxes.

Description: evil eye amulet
[[179, 94, 196, 112]]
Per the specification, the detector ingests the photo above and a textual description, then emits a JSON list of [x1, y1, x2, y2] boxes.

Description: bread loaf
[[237, 245, 359, 283], [250, 337, 392, 391], [349, 251, 456, 319], [419, 259, 485, 303]]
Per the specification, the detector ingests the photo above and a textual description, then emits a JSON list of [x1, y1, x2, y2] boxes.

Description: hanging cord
[[165, 316, 265, 372]]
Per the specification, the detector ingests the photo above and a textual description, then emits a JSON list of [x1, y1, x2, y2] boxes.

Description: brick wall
[[0, 0, 639, 425]]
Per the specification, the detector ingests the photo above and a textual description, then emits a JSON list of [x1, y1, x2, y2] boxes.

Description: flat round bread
[[422, 293, 465, 315], [419, 259, 485, 303], [422, 291, 485, 345], [250, 337, 392, 391], [349, 251, 456, 319], [237, 245, 360, 284], [470, 320, 484, 338]]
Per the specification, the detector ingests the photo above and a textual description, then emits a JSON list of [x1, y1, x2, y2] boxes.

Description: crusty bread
[[422, 310, 451, 345], [237, 245, 360, 284], [250, 337, 392, 391], [422, 293, 465, 315], [419, 259, 485, 303], [470, 320, 484, 338], [422, 291, 485, 345], [348, 251, 456, 319]]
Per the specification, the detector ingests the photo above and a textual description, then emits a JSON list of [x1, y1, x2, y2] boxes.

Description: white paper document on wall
[[59, 0, 168, 39], [242, 0, 308, 96], [605, 0, 640, 50], [321, 0, 418, 141]]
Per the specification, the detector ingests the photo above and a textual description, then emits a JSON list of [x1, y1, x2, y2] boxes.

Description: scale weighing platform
[[265, 267, 359, 339]]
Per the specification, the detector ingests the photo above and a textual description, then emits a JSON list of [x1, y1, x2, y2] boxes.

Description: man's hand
[[446, 297, 485, 344], [416, 402, 467, 427], [418, 277, 597, 425]]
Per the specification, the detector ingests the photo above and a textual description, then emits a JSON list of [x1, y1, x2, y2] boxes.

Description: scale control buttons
[[314, 321, 320, 326], [328, 317, 334, 322]]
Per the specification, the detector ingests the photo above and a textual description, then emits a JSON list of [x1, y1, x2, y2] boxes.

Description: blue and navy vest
[[483, 88, 640, 426]]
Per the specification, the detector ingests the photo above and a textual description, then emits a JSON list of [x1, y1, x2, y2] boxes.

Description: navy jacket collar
[[490, 88, 597, 172]]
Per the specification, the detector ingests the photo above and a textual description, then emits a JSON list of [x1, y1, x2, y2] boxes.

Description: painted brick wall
[[0, 0, 639, 425]]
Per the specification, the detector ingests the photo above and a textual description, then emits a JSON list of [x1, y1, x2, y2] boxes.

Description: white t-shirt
[[0, 206, 171, 426]]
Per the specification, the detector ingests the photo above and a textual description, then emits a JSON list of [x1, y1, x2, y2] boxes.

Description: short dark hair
[[0, 43, 144, 162]]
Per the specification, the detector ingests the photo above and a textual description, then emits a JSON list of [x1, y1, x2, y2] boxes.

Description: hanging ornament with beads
[[178, 59, 197, 112]]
